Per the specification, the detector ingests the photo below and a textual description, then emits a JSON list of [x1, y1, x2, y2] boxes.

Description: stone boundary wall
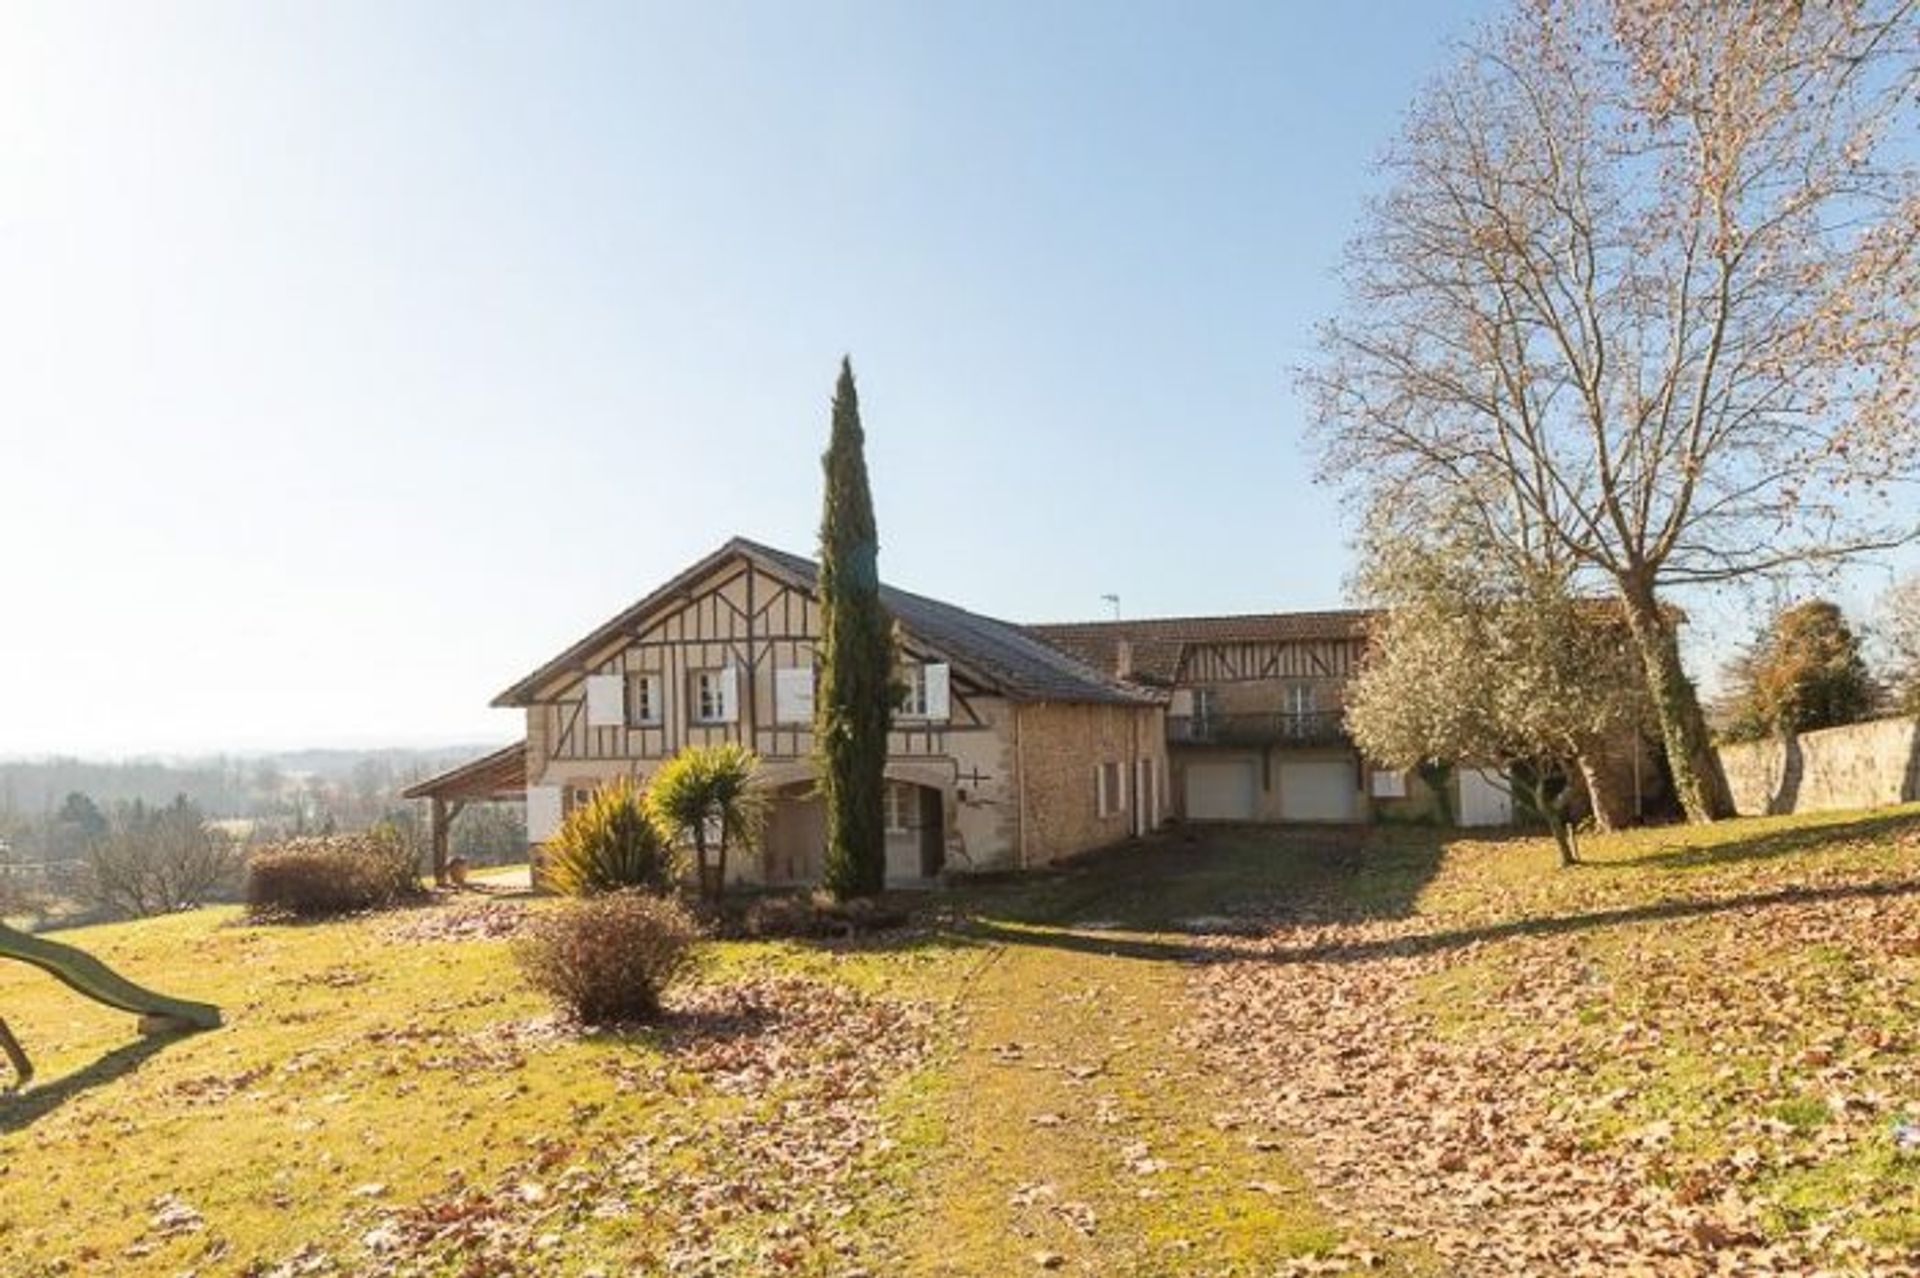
[[1716, 715, 1920, 816]]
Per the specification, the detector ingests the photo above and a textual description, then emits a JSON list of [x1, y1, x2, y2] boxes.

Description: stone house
[[1028, 612, 1442, 825], [1032, 609, 1665, 829], [408, 538, 1167, 886]]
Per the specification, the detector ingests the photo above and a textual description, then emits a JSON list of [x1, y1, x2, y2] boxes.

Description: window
[[1193, 688, 1219, 725], [883, 782, 916, 834], [895, 662, 951, 721], [1284, 683, 1316, 717], [693, 669, 734, 724], [1095, 760, 1127, 818], [899, 664, 929, 718], [627, 674, 661, 726]]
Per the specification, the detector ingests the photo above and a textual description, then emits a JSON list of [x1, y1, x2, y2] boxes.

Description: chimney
[[1115, 639, 1134, 681]]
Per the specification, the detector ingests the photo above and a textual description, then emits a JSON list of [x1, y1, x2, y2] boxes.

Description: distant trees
[[815, 358, 894, 900], [50, 792, 107, 861], [1306, 0, 1920, 823], [1720, 601, 1877, 742], [85, 795, 243, 918], [1879, 577, 1920, 717], [1346, 532, 1645, 866]]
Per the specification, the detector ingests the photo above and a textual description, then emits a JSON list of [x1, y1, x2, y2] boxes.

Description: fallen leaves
[[310, 975, 939, 1277], [1185, 821, 1920, 1276]]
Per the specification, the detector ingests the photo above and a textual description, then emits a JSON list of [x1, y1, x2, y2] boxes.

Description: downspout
[[1013, 704, 1028, 868]]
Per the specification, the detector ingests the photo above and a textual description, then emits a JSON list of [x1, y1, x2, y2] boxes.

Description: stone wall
[[1013, 702, 1168, 867], [1716, 716, 1920, 816]]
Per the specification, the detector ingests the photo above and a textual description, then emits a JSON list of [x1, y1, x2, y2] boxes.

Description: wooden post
[[431, 797, 449, 887]]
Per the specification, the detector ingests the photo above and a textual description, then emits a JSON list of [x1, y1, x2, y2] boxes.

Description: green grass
[[1398, 804, 1920, 1258], [3, 806, 1916, 1275]]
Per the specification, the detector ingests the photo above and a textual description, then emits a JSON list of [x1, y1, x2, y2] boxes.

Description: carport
[[402, 741, 526, 885]]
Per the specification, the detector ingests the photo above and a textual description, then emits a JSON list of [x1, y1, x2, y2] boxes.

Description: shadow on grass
[[945, 825, 1449, 931], [0, 1032, 180, 1135], [1604, 808, 1920, 872], [970, 876, 1920, 970]]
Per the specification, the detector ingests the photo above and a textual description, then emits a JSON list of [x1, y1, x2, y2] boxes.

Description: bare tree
[[86, 796, 243, 918], [1306, 0, 1920, 821], [1879, 574, 1920, 713]]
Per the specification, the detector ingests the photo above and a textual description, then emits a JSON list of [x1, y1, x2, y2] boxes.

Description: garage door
[[1457, 768, 1513, 827], [1279, 759, 1359, 822], [1185, 760, 1257, 820]]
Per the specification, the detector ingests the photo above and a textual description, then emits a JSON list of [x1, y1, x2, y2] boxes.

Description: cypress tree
[[816, 357, 892, 898]]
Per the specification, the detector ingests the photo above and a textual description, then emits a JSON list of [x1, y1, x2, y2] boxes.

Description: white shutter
[[585, 674, 624, 727], [923, 662, 951, 721], [1169, 689, 1194, 718], [717, 666, 739, 723], [526, 785, 563, 842], [775, 667, 814, 724]]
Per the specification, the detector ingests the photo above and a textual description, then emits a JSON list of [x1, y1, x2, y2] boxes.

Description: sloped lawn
[[1189, 806, 1920, 1277], [0, 896, 951, 1277], [5, 808, 1918, 1276]]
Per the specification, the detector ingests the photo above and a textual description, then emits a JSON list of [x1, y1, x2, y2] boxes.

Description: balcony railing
[[1166, 710, 1348, 748]]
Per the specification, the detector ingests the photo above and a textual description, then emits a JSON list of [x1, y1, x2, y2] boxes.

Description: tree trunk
[[1529, 773, 1580, 867], [692, 832, 713, 900], [1617, 575, 1732, 823], [1575, 749, 1627, 833]]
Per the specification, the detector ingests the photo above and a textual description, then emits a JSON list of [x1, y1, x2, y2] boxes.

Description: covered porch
[[754, 759, 954, 887], [402, 741, 526, 885]]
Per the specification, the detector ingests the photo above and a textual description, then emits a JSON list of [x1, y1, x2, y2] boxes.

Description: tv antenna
[[1100, 593, 1121, 620]]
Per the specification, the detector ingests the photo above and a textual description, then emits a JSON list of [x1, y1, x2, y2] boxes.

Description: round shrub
[[543, 777, 681, 896], [514, 891, 701, 1024], [245, 830, 424, 920]]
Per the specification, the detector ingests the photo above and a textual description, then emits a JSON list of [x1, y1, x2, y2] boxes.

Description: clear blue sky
[[1, 2, 1906, 756]]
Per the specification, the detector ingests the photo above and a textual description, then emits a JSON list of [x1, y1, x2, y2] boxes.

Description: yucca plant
[[644, 743, 768, 899], [542, 776, 680, 896]]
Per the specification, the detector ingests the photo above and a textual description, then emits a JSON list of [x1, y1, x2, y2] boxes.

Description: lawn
[[2, 806, 1917, 1276]]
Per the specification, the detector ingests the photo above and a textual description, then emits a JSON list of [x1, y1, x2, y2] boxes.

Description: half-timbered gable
[[446, 537, 1165, 887], [1028, 611, 1383, 825]]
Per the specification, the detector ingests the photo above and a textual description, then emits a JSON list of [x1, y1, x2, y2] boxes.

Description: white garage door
[[1458, 768, 1513, 827], [1279, 759, 1359, 823], [1185, 760, 1257, 821]]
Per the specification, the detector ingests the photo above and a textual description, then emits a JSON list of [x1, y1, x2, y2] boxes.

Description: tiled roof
[[401, 740, 528, 801], [494, 538, 1159, 708], [1028, 612, 1374, 685], [742, 541, 1160, 706]]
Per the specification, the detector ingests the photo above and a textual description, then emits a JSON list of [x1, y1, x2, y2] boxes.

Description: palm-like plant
[[542, 776, 679, 896], [644, 744, 768, 898]]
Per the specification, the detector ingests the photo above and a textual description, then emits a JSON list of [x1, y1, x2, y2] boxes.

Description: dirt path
[[896, 838, 1405, 1277]]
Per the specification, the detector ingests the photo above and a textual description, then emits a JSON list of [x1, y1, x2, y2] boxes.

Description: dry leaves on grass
[[272, 976, 937, 1278], [1186, 837, 1920, 1277], [376, 898, 533, 944]]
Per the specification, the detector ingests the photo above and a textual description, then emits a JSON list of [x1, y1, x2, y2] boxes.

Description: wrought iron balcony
[[1166, 710, 1348, 748]]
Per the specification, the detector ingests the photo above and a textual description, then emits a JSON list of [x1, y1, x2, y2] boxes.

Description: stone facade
[[1012, 701, 1169, 867], [1717, 716, 1920, 817]]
